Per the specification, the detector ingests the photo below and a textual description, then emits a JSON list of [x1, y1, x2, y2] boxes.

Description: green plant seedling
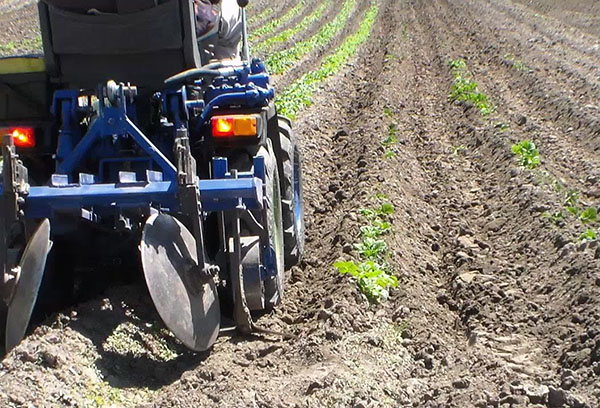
[[360, 208, 377, 220], [334, 260, 398, 303], [448, 59, 494, 116], [355, 237, 387, 260], [451, 145, 467, 156], [383, 106, 394, 118], [382, 135, 397, 147], [384, 150, 396, 159], [564, 190, 580, 207], [382, 136, 397, 147], [511, 140, 540, 169], [566, 206, 580, 216], [448, 58, 467, 71], [360, 221, 391, 238], [579, 229, 597, 242], [542, 211, 565, 226], [375, 193, 389, 200], [378, 202, 395, 216], [579, 207, 598, 224]]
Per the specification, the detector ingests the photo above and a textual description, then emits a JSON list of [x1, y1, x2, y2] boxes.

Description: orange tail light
[[211, 115, 258, 138]]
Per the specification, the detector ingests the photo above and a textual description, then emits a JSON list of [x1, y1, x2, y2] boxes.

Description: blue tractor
[[0, 0, 305, 354]]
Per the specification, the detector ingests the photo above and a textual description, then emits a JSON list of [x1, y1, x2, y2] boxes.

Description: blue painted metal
[[211, 156, 265, 183], [57, 106, 177, 182], [99, 157, 154, 183], [51, 90, 81, 168], [198, 88, 273, 129], [294, 158, 302, 221], [16, 59, 277, 281], [18, 177, 263, 219]]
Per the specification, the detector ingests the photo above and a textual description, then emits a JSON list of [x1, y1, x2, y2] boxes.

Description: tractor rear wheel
[[259, 142, 286, 307], [275, 117, 305, 269]]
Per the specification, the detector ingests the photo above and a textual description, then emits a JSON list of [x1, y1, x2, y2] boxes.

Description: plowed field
[[1, 1, 599, 407]]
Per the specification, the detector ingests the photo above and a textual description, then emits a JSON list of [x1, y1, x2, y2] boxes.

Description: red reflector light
[[212, 117, 235, 137], [4, 127, 35, 148], [211, 115, 258, 138]]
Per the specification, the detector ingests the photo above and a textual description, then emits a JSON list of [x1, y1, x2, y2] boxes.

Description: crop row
[[448, 59, 493, 116], [248, 7, 273, 26], [276, 3, 379, 119], [335, 200, 398, 304], [265, 0, 357, 75], [253, 0, 331, 53], [248, 1, 306, 44], [510, 131, 598, 242]]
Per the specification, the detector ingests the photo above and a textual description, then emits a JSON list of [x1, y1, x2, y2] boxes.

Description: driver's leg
[[214, 0, 243, 60]]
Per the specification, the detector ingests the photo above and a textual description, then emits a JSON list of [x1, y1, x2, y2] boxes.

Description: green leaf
[[579, 229, 597, 242], [379, 203, 395, 215], [334, 261, 358, 276], [580, 207, 598, 224]]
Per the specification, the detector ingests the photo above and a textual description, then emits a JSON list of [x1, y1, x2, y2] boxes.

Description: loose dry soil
[[1, 0, 600, 407]]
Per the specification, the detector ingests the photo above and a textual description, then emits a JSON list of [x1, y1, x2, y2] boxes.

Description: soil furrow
[[271, 0, 369, 90], [511, 0, 600, 37], [424, 0, 600, 193], [1, 1, 600, 407], [253, 0, 337, 57], [402, 0, 600, 404]]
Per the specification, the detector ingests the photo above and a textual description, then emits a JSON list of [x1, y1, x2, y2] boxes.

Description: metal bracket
[[1, 134, 29, 303], [174, 128, 217, 279], [229, 169, 253, 333]]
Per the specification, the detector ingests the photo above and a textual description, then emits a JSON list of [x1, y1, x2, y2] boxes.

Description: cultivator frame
[[0, 0, 304, 354]]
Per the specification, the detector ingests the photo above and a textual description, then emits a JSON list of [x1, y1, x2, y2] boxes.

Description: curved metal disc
[[6, 219, 52, 352], [141, 214, 220, 352]]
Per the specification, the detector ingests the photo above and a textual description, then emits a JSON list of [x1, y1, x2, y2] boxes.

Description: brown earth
[[1, 0, 600, 407]]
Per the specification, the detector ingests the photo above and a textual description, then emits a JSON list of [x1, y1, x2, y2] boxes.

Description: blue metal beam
[[15, 177, 263, 219]]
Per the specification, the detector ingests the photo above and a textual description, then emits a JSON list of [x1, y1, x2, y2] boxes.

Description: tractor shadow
[[67, 282, 211, 390], [66, 282, 278, 390]]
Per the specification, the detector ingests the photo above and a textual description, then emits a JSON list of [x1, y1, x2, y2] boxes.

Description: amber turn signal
[[211, 115, 258, 138]]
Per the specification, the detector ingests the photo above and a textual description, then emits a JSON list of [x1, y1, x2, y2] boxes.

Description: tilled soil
[[1, 0, 600, 407]]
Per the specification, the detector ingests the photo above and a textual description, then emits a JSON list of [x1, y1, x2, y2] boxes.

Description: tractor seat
[[39, 0, 201, 93], [43, 0, 158, 14]]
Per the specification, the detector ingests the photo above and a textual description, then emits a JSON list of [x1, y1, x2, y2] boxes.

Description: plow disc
[[141, 214, 220, 352], [5, 219, 52, 352]]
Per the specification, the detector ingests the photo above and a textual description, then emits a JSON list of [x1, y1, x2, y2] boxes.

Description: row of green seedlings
[[266, 0, 356, 75], [253, 0, 331, 53], [544, 188, 599, 242], [248, 1, 306, 44], [511, 140, 599, 242], [276, 2, 379, 119], [381, 107, 399, 159], [248, 7, 273, 26], [335, 200, 398, 304], [448, 59, 494, 116]]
